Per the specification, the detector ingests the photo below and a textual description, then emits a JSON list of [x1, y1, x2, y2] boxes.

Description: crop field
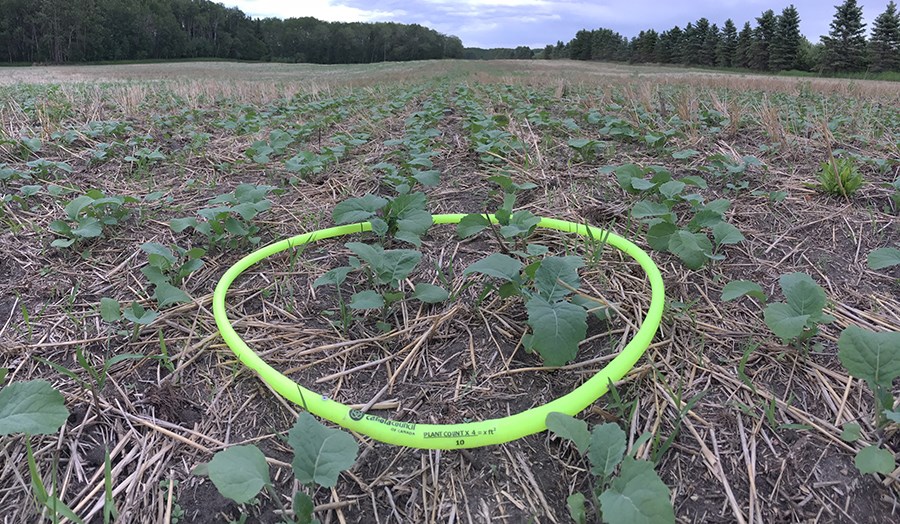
[[1, 59, 899, 523]]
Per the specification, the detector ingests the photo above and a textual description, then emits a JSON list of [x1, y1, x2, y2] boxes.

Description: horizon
[[227, 0, 895, 48]]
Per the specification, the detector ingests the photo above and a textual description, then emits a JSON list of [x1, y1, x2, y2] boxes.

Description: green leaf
[[293, 491, 316, 524], [223, 216, 248, 236], [395, 208, 433, 244], [763, 303, 810, 342], [687, 210, 723, 231], [99, 298, 121, 322], [599, 457, 675, 524], [588, 422, 626, 478], [22, 137, 42, 152], [533, 256, 583, 302], [631, 201, 670, 219], [412, 169, 441, 186], [854, 445, 896, 475], [840, 423, 861, 442], [567, 138, 595, 150], [526, 243, 549, 257], [681, 175, 708, 188], [499, 210, 540, 238], [72, 218, 103, 238], [630, 178, 656, 191], [567, 493, 587, 524], [141, 266, 169, 287], [288, 412, 359, 488], [703, 199, 731, 215], [667, 231, 713, 270], [154, 282, 191, 308], [525, 296, 587, 366], [169, 217, 197, 233], [122, 303, 157, 325], [712, 222, 745, 246], [141, 242, 177, 267], [657, 180, 685, 200], [349, 290, 384, 310], [0, 380, 70, 436], [346, 243, 421, 285], [646, 222, 677, 251], [457, 214, 491, 239], [612, 164, 645, 193], [412, 283, 449, 304], [837, 326, 900, 389], [867, 247, 900, 270], [672, 149, 699, 160], [0, 368, 7, 384], [463, 253, 523, 282], [51, 238, 76, 248], [781, 273, 827, 319], [546, 412, 590, 454], [370, 217, 388, 237], [64, 195, 94, 219], [721, 281, 767, 302], [207, 445, 270, 504], [313, 267, 353, 288]]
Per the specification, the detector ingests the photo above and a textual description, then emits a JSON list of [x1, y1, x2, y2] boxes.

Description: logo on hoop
[[348, 409, 365, 421]]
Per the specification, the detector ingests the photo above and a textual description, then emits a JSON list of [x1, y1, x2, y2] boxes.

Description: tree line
[[0, 0, 463, 64], [541, 1, 900, 73]]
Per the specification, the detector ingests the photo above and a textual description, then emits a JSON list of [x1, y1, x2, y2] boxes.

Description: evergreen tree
[[717, 19, 738, 67], [680, 22, 700, 64], [542, 44, 554, 59], [632, 29, 658, 63], [751, 9, 777, 70], [703, 22, 721, 66], [770, 5, 802, 71], [821, 0, 868, 72], [735, 21, 754, 68], [569, 29, 593, 60], [870, 0, 900, 71], [554, 40, 568, 59], [656, 26, 682, 63]]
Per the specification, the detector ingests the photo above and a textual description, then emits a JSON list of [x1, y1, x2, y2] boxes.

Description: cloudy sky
[[228, 1, 894, 49]]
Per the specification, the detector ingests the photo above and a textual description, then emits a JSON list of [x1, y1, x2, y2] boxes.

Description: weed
[[817, 157, 863, 198]]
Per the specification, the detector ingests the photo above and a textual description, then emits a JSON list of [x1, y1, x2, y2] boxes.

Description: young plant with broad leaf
[[763, 273, 834, 346], [837, 326, 900, 476], [546, 413, 675, 524], [613, 164, 743, 270], [197, 412, 358, 524]]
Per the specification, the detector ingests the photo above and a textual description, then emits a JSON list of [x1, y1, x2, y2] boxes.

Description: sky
[[228, 1, 895, 49]]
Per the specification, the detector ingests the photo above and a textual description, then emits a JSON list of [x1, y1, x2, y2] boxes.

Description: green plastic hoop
[[213, 214, 664, 449]]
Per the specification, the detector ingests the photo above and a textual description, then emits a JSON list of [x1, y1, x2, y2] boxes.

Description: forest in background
[[0, 0, 897, 74], [544, 1, 900, 73], [0, 0, 463, 64]]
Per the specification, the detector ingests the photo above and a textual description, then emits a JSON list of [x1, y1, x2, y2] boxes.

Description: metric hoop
[[213, 214, 664, 449]]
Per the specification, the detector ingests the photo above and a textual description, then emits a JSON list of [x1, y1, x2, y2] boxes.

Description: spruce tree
[[751, 9, 777, 70], [770, 5, 802, 71], [870, 1, 900, 71], [703, 23, 721, 66], [735, 21, 754, 68], [681, 22, 699, 65], [718, 19, 738, 67], [821, 0, 868, 72]]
